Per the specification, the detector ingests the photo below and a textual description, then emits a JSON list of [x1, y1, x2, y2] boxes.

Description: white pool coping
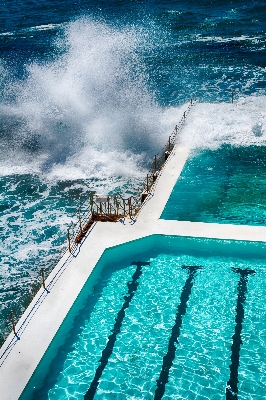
[[1, 145, 266, 399]]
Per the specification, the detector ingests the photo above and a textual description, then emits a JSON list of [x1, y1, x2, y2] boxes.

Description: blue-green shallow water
[[161, 145, 266, 225], [20, 235, 266, 399]]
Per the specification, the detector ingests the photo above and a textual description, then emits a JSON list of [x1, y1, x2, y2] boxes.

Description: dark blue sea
[[1, 1, 266, 338]]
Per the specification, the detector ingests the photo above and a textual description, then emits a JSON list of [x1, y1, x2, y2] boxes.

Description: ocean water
[[1, 1, 266, 338]]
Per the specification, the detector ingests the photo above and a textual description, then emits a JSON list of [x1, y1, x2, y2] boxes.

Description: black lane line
[[226, 267, 255, 400], [154, 265, 203, 400], [84, 260, 150, 400]]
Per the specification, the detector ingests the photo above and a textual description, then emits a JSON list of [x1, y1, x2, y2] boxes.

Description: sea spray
[[1, 19, 172, 179]]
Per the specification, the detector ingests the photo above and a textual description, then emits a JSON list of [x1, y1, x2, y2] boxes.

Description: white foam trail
[[190, 34, 264, 43], [0, 23, 65, 37], [179, 95, 266, 150]]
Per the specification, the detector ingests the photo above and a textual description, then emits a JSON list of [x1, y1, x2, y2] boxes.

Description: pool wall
[[1, 144, 266, 400]]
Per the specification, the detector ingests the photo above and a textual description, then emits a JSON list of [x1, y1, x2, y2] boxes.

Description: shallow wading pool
[[161, 146, 266, 225], [20, 235, 266, 399]]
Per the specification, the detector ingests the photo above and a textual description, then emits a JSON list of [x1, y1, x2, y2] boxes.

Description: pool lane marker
[[154, 265, 202, 400], [84, 260, 150, 400], [226, 267, 255, 400]]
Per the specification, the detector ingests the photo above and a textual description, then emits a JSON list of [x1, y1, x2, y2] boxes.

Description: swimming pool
[[161, 146, 266, 225], [20, 235, 266, 399]]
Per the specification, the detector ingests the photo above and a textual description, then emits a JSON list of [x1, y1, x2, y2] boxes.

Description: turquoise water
[[20, 236, 266, 399], [161, 146, 266, 225]]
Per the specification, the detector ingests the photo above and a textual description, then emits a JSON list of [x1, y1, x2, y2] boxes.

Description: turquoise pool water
[[20, 236, 266, 399], [161, 146, 266, 225]]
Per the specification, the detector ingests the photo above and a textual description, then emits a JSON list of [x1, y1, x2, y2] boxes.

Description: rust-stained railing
[[66, 193, 142, 248]]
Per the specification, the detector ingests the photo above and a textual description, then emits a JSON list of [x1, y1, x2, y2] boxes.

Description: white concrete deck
[[1, 145, 266, 399]]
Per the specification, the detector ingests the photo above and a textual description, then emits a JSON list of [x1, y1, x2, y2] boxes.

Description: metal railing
[[0, 248, 67, 346], [140, 99, 195, 200]]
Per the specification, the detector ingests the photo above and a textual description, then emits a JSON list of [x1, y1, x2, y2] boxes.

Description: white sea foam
[[179, 95, 266, 150]]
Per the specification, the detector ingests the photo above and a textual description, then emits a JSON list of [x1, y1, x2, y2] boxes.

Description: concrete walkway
[[1, 145, 266, 400]]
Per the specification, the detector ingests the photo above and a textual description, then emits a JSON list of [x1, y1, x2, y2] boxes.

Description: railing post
[[41, 268, 45, 289], [146, 174, 149, 192], [90, 193, 93, 213], [78, 209, 82, 233], [183, 111, 186, 119], [190, 98, 192, 104], [154, 155, 157, 171], [9, 311, 16, 335], [67, 228, 71, 252], [128, 197, 132, 218], [169, 136, 171, 151], [232, 90, 234, 104], [114, 197, 117, 215], [175, 125, 178, 135]]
